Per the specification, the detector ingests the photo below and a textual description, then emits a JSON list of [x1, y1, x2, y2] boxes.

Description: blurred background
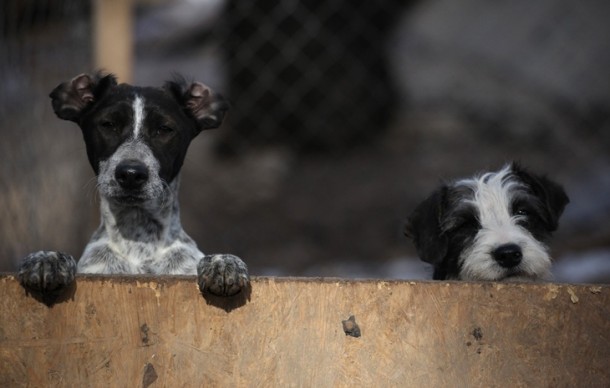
[[1, 0, 610, 283]]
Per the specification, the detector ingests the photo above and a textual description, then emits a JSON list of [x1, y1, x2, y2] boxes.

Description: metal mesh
[[215, 0, 407, 153]]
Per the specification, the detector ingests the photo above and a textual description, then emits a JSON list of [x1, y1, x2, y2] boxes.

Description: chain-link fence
[[216, 0, 408, 154]]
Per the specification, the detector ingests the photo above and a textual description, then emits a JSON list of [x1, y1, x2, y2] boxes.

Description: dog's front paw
[[197, 254, 250, 296], [18, 251, 77, 294]]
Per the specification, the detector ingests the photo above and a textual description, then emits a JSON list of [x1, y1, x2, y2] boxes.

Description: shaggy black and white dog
[[405, 163, 569, 281]]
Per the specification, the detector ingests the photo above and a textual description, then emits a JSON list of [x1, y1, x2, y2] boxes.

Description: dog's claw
[[197, 254, 250, 296], [18, 251, 77, 293]]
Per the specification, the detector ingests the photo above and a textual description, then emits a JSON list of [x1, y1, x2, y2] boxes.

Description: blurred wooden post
[[93, 0, 133, 83]]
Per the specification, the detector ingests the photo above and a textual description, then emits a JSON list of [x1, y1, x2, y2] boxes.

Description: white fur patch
[[132, 96, 145, 138]]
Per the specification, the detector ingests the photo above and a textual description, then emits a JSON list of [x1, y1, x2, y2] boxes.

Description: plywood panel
[[0, 275, 608, 387]]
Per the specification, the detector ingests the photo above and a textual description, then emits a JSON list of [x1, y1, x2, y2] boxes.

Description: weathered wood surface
[[0, 275, 608, 387]]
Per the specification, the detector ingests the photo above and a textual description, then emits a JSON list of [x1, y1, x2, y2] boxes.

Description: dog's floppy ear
[[511, 162, 569, 231], [405, 186, 449, 266], [49, 73, 117, 122], [165, 76, 229, 132]]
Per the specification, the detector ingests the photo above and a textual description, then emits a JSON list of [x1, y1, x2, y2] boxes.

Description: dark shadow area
[[22, 280, 77, 307], [200, 283, 252, 312]]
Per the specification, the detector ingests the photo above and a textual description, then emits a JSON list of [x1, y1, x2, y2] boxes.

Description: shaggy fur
[[406, 163, 569, 281]]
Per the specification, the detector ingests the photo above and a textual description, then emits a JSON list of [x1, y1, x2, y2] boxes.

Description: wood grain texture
[[0, 275, 608, 387]]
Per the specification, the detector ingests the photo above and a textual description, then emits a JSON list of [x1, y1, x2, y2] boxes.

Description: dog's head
[[405, 163, 569, 281], [49, 72, 228, 205]]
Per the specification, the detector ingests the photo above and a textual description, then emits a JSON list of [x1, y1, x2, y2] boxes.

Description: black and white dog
[[405, 163, 569, 281], [18, 72, 249, 298]]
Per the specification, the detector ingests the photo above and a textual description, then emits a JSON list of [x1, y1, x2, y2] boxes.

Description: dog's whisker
[[82, 176, 99, 204], [160, 179, 172, 209]]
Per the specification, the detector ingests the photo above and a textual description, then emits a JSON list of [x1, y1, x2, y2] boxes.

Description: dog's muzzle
[[115, 159, 149, 191], [114, 159, 149, 203], [492, 243, 523, 268]]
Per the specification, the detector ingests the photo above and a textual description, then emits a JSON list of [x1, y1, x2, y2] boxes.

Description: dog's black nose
[[115, 160, 149, 189], [492, 243, 523, 268]]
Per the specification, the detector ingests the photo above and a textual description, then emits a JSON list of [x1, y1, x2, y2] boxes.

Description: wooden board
[[0, 275, 608, 387]]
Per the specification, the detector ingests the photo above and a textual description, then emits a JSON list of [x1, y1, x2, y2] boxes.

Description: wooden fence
[[0, 275, 608, 386]]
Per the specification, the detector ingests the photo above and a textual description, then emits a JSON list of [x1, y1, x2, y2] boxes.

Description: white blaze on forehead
[[459, 165, 520, 228], [132, 96, 145, 138]]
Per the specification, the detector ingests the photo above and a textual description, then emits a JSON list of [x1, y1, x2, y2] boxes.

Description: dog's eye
[[515, 208, 529, 217], [155, 125, 174, 137], [514, 207, 531, 227], [99, 120, 119, 134], [453, 216, 478, 232]]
